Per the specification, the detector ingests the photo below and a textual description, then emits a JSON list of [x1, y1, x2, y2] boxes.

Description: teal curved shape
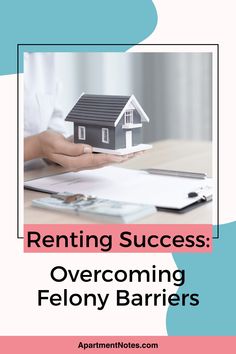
[[0, 0, 157, 75], [167, 221, 236, 335]]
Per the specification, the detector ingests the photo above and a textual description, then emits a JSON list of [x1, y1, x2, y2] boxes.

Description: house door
[[125, 130, 132, 148]]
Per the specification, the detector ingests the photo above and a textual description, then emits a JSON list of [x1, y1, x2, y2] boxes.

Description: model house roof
[[65, 93, 149, 127]]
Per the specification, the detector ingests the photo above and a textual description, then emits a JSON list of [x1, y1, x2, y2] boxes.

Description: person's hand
[[24, 130, 142, 171]]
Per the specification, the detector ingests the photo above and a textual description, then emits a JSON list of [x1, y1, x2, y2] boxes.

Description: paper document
[[24, 166, 212, 210]]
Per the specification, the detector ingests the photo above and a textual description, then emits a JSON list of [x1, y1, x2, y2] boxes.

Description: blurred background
[[54, 52, 212, 142]]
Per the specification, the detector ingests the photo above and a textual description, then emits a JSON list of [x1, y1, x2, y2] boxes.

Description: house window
[[102, 128, 109, 143], [78, 126, 86, 140], [124, 110, 134, 124]]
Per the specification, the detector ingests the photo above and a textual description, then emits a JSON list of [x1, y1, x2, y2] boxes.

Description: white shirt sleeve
[[24, 53, 66, 137]]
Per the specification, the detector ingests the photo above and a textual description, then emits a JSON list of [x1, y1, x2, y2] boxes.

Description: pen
[[143, 168, 207, 179]]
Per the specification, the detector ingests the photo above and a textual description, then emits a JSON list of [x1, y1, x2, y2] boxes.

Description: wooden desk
[[24, 140, 212, 224]]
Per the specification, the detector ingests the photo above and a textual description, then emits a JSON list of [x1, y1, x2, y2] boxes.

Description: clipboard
[[156, 199, 211, 214], [24, 166, 212, 213]]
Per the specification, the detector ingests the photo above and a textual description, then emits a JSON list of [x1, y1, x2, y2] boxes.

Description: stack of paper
[[25, 166, 213, 211]]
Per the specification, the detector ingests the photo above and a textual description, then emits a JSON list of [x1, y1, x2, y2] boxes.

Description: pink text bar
[[24, 224, 212, 253]]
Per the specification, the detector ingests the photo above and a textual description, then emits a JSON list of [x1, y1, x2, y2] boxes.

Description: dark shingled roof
[[65, 94, 131, 126]]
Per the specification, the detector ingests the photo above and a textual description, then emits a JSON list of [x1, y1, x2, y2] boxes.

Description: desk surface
[[24, 140, 212, 224]]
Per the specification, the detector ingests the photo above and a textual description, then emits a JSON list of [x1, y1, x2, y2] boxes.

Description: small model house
[[65, 93, 151, 155]]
